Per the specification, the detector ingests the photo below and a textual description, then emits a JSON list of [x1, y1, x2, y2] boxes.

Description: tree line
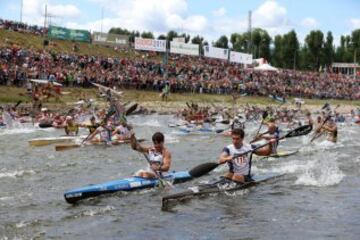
[[109, 27, 360, 71]]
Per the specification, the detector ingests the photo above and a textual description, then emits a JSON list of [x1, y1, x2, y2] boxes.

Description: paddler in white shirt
[[112, 119, 132, 141], [131, 132, 171, 179], [85, 120, 113, 144], [219, 128, 275, 183]]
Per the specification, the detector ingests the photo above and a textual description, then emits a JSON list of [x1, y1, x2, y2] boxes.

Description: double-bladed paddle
[[310, 115, 331, 143], [188, 125, 313, 178]]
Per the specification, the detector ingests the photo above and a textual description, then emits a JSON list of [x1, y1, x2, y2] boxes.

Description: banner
[[134, 38, 166, 52], [173, 37, 185, 43], [48, 25, 91, 42], [92, 32, 129, 47], [203, 46, 229, 60], [229, 51, 253, 64], [170, 41, 199, 56]]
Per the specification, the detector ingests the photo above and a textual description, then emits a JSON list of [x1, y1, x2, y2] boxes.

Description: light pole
[[20, 0, 23, 22]]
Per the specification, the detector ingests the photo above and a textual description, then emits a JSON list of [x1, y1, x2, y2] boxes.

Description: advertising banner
[[48, 25, 91, 42], [203, 46, 229, 60], [134, 37, 166, 52], [170, 41, 199, 56], [93, 32, 129, 47], [230, 51, 253, 64]]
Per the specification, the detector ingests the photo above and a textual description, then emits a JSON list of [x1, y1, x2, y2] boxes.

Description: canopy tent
[[254, 63, 278, 72]]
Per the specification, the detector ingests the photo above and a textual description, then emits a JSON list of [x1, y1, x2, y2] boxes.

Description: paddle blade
[[285, 125, 313, 138], [216, 129, 225, 133], [55, 143, 81, 151], [125, 103, 138, 116], [262, 111, 268, 119], [219, 119, 230, 124], [188, 162, 220, 178]]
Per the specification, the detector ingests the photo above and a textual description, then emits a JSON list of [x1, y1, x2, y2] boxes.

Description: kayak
[[54, 138, 145, 151], [162, 173, 283, 209], [29, 135, 86, 147], [269, 150, 299, 158], [64, 171, 192, 204]]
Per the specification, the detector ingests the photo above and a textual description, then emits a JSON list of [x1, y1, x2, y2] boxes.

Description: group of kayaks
[[62, 124, 315, 207], [64, 167, 285, 210]]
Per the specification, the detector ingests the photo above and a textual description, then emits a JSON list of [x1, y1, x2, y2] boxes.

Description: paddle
[[253, 110, 268, 137], [188, 125, 313, 178], [141, 153, 173, 188], [310, 115, 331, 143]]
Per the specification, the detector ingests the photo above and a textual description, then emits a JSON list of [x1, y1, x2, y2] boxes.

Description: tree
[[214, 35, 229, 49], [272, 35, 283, 67], [282, 30, 299, 69], [351, 29, 360, 63], [157, 34, 166, 40], [323, 31, 334, 67], [109, 27, 131, 35], [166, 30, 178, 41], [305, 30, 324, 70], [191, 35, 204, 45], [230, 33, 248, 52], [140, 31, 154, 39], [179, 33, 191, 43]]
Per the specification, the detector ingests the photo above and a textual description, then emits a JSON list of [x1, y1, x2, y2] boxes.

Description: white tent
[[254, 63, 278, 72]]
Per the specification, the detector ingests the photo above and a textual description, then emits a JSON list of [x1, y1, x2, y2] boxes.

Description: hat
[[41, 108, 48, 112]]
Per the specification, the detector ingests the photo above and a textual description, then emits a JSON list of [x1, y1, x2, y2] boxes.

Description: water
[[1, 115, 359, 239]]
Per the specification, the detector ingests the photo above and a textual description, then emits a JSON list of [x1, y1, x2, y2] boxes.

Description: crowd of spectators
[[0, 29, 359, 100], [0, 18, 46, 35]]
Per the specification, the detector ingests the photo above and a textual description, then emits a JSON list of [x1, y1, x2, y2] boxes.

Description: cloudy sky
[[1, 0, 360, 45]]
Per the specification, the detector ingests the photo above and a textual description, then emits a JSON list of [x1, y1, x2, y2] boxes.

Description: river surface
[[1, 115, 360, 239]]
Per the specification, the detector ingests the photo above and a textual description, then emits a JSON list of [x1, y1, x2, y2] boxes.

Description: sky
[[1, 0, 360, 45]]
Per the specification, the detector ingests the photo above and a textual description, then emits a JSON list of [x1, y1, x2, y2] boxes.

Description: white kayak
[[28, 135, 86, 147]]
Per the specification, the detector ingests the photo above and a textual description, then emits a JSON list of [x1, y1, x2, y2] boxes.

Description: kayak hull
[[29, 136, 85, 147], [162, 173, 283, 208], [64, 171, 192, 204]]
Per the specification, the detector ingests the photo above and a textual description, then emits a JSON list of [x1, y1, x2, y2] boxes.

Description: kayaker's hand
[[269, 139, 276, 143], [151, 163, 160, 171]]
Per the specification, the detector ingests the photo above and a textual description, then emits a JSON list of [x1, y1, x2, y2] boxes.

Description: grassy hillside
[[0, 29, 160, 60]]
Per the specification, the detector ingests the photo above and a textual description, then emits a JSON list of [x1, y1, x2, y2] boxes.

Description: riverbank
[[0, 86, 359, 114]]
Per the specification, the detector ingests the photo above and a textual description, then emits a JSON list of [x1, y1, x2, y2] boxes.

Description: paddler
[[318, 117, 338, 143], [64, 116, 79, 136], [252, 118, 280, 156], [85, 120, 113, 144], [305, 111, 314, 127], [80, 116, 100, 134], [130, 132, 171, 179], [219, 128, 275, 183], [112, 119, 132, 140]]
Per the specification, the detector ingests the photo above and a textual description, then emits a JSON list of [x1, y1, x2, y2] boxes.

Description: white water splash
[[295, 153, 344, 187], [0, 169, 36, 178], [82, 205, 115, 216], [164, 133, 179, 144], [132, 118, 162, 127]]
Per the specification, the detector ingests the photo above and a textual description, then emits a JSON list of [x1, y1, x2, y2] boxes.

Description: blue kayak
[[64, 171, 192, 204]]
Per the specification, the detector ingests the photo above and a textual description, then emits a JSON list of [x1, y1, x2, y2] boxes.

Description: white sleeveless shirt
[[223, 143, 252, 175]]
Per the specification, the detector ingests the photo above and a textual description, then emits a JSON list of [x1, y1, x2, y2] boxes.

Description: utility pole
[[248, 10, 252, 55], [20, 0, 23, 22], [101, 7, 104, 33], [44, 4, 48, 28]]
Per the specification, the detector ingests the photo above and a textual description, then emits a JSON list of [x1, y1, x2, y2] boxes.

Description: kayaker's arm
[[152, 149, 171, 172], [130, 133, 148, 153], [218, 150, 232, 164]]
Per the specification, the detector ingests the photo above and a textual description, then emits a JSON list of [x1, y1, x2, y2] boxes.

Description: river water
[[1, 115, 359, 239]]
